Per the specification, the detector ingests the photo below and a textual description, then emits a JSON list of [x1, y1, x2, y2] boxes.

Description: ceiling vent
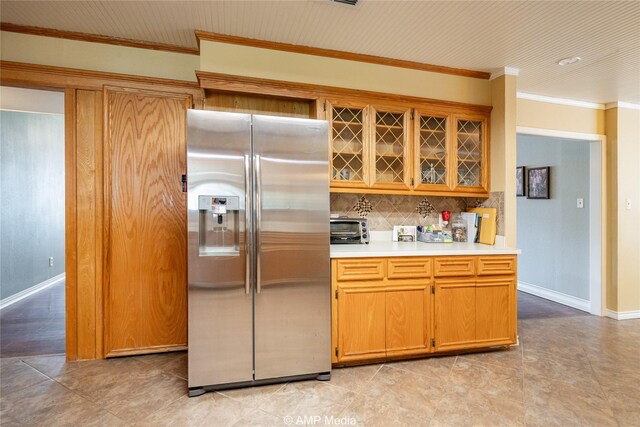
[[331, 0, 358, 6]]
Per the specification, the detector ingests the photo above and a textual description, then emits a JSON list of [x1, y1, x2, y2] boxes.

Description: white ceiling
[[2, 0, 639, 104]]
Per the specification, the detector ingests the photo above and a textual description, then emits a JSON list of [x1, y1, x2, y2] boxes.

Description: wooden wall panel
[[75, 89, 104, 359], [104, 87, 190, 356], [205, 91, 312, 118], [64, 88, 78, 360]]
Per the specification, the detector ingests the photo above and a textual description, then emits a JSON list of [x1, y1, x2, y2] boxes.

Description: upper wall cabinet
[[453, 113, 489, 194], [327, 99, 490, 197]]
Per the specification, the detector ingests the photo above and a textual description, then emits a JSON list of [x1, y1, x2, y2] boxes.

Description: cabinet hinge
[[335, 347, 339, 357], [335, 289, 338, 299], [431, 285, 435, 294], [411, 111, 414, 120], [411, 178, 414, 187], [431, 338, 436, 347], [323, 102, 327, 112]]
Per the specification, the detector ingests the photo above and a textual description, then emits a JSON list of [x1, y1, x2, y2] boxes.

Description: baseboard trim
[[605, 309, 640, 320], [517, 281, 591, 313], [0, 273, 65, 310]]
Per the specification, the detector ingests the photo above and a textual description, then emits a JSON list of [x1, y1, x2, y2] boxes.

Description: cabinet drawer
[[335, 259, 385, 282], [477, 256, 516, 276], [434, 257, 475, 277], [387, 258, 432, 280]]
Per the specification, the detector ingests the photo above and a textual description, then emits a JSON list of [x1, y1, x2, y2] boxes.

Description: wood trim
[[196, 71, 492, 113], [1, 22, 199, 55], [106, 344, 188, 358], [0, 61, 203, 100], [329, 186, 489, 198], [195, 30, 491, 80], [64, 88, 78, 361]]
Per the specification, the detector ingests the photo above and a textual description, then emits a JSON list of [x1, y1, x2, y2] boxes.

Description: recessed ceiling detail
[[1, 0, 639, 103]]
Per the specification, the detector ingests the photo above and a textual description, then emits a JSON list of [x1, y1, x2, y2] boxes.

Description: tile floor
[[1, 293, 639, 426]]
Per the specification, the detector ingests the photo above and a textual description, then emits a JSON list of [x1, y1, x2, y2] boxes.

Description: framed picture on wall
[[516, 166, 526, 197], [527, 166, 550, 199]]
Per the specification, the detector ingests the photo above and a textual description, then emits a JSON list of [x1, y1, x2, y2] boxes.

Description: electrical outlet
[[626, 199, 632, 210], [577, 198, 584, 209], [49, 257, 54, 267]]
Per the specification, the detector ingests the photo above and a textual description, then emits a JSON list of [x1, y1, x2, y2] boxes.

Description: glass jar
[[451, 214, 467, 242]]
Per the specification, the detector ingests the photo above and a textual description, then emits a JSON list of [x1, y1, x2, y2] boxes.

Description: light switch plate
[[577, 198, 584, 209], [626, 199, 632, 210]]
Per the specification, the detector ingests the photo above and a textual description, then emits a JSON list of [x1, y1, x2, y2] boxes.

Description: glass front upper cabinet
[[414, 111, 450, 190], [454, 114, 488, 191], [328, 101, 368, 187], [370, 106, 410, 190]]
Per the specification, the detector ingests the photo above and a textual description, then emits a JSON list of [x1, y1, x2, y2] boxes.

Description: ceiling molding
[[490, 67, 520, 80], [0, 22, 199, 55], [517, 92, 605, 110], [195, 30, 491, 80], [605, 102, 640, 111]]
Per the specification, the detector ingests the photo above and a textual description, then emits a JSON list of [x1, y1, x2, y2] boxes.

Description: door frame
[[516, 126, 606, 316]]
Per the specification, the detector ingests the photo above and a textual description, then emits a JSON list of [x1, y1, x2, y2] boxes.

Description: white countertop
[[330, 231, 521, 258]]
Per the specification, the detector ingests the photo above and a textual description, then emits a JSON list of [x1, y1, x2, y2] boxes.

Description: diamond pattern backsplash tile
[[330, 192, 504, 235]]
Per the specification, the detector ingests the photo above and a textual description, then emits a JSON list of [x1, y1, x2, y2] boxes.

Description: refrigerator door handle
[[255, 154, 262, 294], [244, 154, 251, 295]]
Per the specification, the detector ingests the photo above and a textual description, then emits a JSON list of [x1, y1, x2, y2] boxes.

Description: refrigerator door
[[187, 110, 253, 388], [252, 115, 331, 380]]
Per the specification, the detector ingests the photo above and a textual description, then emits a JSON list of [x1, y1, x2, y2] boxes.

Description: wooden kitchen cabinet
[[327, 98, 490, 197], [434, 278, 477, 352], [332, 255, 517, 366], [385, 285, 430, 357], [336, 286, 386, 362]]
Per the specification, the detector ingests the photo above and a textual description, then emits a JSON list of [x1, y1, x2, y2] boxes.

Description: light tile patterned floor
[[1, 293, 639, 426]]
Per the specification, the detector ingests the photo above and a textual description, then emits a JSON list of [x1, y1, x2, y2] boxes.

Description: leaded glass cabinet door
[[328, 100, 369, 188], [370, 106, 411, 190], [453, 114, 488, 193], [413, 110, 451, 191]]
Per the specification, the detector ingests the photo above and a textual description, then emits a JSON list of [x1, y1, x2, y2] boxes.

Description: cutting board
[[468, 207, 497, 245]]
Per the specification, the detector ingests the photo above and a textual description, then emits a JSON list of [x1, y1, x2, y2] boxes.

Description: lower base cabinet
[[332, 255, 517, 365]]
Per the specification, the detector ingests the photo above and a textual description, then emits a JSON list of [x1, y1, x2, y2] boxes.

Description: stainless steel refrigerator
[[186, 110, 331, 396]]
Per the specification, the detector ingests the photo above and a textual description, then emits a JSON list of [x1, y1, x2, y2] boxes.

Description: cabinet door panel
[[434, 279, 476, 352], [386, 286, 430, 356], [434, 257, 475, 277], [335, 258, 385, 282], [387, 257, 431, 280], [477, 256, 516, 276], [338, 287, 386, 362], [453, 113, 488, 193], [476, 276, 516, 345], [328, 100, 369, 188], [370, 106, 411, 190], [414, 111, 452, 191], [105, 88, 190, 356]]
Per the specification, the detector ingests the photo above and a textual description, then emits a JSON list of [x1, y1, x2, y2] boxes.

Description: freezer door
[[187, 110, 253, 388], [252, 115, 331, 380]]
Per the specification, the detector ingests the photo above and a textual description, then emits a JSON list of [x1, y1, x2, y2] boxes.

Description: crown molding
[[605, 101, 640, 111], [1, 22, 199, 55], [490, 67, 520, 80], [195, 30, 491, 80], [517, 92, 605, 110]]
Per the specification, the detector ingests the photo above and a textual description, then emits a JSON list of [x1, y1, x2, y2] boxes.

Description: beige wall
[[0, 31, 199, 82], [199, 40, 492, 106], [607, 107, 640, 313], [490, 75, 517, 245], [517, 98, 605, 135]]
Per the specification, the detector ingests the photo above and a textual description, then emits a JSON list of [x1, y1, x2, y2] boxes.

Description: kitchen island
[[329, 237, 521, 365]]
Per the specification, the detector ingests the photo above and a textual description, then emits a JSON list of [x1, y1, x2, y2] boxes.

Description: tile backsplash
[[331, 192, 505, 235]]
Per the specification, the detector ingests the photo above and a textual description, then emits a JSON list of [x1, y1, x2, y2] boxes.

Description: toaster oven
[[330, 218, 369, 244]]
